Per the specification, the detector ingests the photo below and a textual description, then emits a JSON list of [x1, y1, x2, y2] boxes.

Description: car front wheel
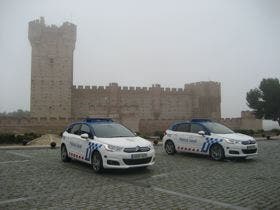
[[165, 140, 176, 155], [92, 151, 103, 173], [209, 144, 225, 161]]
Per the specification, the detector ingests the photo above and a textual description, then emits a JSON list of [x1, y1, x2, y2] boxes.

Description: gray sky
[[0, 0, 279, 117]]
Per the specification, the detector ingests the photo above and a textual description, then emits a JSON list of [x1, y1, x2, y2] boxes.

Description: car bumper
[[101, 150, 155, 169], [224, 144, 258, 157]]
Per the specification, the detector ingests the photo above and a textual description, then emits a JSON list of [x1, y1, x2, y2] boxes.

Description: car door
[[189, 123, 207, 153], [76, 123, 93, 163], [67, 123, 82, 155], [173, 123, 191, 152]]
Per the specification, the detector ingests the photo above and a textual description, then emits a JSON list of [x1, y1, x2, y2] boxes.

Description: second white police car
[[61, 118, 155, 172], [163, 119, 258, 160]]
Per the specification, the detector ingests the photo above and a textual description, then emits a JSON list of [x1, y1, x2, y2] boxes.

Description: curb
[[0, 145, 60, 150], [255, 136, 280, 141]]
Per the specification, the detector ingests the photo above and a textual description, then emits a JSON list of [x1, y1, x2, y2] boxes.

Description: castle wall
[[139, 119, 175, 135], [0, 117, 72, 134], [220, 118, 262, 131], [71, 82, 221, 131]]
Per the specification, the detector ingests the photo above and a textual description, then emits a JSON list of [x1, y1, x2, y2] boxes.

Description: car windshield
[[90, 123, 135, 138], [202, 122, 234, 134]]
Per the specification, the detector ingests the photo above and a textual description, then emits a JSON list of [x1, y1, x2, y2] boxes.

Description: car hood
[[215, 133, 254, 141], [96, 136, 151, 147]]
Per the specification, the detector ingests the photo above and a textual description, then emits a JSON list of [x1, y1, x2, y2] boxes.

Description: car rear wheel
[[61, 145, 70, 162], [92, 151, 103, 173], [165, 140, 176, 155], [209, 144, 225, 161]]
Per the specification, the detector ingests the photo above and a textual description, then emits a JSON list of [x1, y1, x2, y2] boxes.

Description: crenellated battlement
[[220, 117, 242, 123], [28, 17, 76, 47], [72, 82, 217, 94], [184, 81, 220, 88]]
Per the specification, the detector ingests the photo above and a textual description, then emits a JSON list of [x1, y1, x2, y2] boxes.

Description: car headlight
[[224, 138, 241, 144], [148, 143, 154, 150], [104, 144, 123, 152]]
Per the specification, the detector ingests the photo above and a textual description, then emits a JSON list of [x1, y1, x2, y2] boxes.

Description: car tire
[[139, 166, 148, 170], [92, 151, 103, 173], [165, 140, 176, 155], [61, 144, 71, 162], [209, 144, 225, 161]]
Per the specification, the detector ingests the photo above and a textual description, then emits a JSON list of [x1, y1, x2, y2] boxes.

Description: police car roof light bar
[[191, 118, 212, 122], [84, 118, 114, 123]]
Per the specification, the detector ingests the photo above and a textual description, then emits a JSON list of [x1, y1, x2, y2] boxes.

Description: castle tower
[[28, 17, 76, 118], [185, 81, 221, 120]]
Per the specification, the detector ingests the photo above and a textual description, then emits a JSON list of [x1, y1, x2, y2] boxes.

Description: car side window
[[71, 124, 81, 135], [191, 123, 205, 134], [80, 124, 92, 138], [175, 123, 190, 132], [66, 125, 73, 133]]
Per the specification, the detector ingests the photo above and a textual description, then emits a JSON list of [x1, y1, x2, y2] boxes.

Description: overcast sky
[[0, 0, 279, 117]]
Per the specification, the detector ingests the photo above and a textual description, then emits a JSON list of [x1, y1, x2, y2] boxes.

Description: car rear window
[[174, 123, 190, 132]]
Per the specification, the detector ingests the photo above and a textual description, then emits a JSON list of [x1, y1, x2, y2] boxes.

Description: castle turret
[[185, 81, 221, 120], [29, 17, 76, 118]]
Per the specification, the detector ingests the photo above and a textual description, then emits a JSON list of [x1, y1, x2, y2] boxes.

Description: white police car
[[162, 119, 258, 160], [61, 118, 155, 172]]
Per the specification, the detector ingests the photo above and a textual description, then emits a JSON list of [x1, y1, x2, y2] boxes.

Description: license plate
[[247, 145, 256, 150], [131, 153, 147, 159]]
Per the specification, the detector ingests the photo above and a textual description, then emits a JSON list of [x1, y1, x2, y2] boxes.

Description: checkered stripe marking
[[85, 142, 102, 161], [201, 137, 223, 153], [69, 152, 84, 160]]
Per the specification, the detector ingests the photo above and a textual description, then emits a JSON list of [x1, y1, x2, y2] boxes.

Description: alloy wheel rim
[[166, 142, 173, 153], [212, 146, 221, 159], [93, 154, 100, 171]]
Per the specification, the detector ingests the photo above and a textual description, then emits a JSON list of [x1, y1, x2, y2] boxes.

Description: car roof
[[190, 118, 212, 123], [168, 118, 212, 130]]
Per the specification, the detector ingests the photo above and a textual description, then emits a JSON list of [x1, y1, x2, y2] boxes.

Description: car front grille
[[241, 140, 256, 145], [123, 157, 152, 165], [123, 147, 150, 153], [242, 149, 257, 154]]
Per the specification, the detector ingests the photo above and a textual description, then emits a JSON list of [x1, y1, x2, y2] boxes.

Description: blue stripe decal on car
[[201, 138, 223, 153], [85, 142, 102, 161]]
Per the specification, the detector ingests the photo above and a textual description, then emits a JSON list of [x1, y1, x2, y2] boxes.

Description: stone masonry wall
[[29, 17, 76, 118], [0, 117, 72, 134], [71, 81, 221, 131], [220, 118, 262, 131]]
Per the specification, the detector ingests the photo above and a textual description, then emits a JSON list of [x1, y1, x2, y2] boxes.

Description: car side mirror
[[198, 131, 205, 136], [81, 133, 89, 139]]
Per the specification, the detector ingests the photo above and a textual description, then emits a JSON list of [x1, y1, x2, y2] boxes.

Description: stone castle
[[0, 18, 261, 135], [28, 17, 221, 132]]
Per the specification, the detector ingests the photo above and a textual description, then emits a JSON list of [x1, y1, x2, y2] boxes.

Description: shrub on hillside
[[271, 129, 280, 136], [0, 133, 41, 144], [234, 129, 255, 136], [154, 131, 164, 140]]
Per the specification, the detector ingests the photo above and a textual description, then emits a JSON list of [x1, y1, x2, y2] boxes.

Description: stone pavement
[[0, 140, 279, 209]]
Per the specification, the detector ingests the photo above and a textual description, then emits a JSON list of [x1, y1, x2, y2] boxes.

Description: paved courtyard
[[0, 140, 280, 209]]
